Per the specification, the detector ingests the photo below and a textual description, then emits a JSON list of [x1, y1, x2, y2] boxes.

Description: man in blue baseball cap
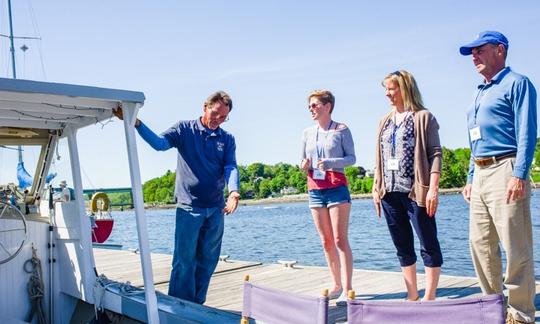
[[459, 30, 509, 55], [461, 31, 537, 324]]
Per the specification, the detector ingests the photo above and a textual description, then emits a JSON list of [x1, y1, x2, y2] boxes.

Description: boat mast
[[7, 0, 17, 79], [6, 0, 24, 164]]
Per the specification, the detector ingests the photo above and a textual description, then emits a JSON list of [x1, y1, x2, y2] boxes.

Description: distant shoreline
[[239, 188, 463, 206], [141, 188, 464, 209]]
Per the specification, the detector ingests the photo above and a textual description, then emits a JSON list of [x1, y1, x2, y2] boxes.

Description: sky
[[1, 0, 540, 189]]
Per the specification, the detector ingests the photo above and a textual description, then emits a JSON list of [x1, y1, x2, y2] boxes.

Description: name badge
[[469, 126, 482, 141], [387, 158, 399, 171], [313, 169, 326, 180]]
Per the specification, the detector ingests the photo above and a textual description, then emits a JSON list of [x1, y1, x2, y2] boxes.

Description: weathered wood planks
[[93, 248, 540, 323]]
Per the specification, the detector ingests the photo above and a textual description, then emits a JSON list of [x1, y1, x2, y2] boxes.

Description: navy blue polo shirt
[[136, 118, 239, 208]]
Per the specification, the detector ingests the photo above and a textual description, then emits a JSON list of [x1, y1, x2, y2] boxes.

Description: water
[[106, 192, 540, 279]]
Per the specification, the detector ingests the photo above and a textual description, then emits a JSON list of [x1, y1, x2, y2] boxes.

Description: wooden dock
[[93, 248, 540, 323]]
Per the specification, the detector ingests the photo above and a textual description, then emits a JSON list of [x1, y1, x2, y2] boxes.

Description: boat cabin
[[0, 77, 161, 323]]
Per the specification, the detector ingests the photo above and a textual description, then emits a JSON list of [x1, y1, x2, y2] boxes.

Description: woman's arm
[[300, 129, 311, 171], [426, 114, 442, 172], [426, 172, 440, 217], [425, 113, 441, 216]]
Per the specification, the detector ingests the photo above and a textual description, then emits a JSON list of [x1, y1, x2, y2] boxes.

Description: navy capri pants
[[381, 192, 443, 267]]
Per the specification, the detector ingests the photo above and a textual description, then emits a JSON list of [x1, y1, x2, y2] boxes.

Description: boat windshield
[[0, 127, 56, 216], [0, 145, 41, 185]]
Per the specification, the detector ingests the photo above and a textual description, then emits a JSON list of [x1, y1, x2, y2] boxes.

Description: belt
[[474, 153, 516, 167]]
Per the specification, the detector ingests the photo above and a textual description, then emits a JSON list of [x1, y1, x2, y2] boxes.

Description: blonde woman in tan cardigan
[[372, 70, 443, 301]]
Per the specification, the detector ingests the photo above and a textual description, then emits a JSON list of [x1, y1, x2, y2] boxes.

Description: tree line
[[136, 143, 540, 204], [138, 147, 469, 204]]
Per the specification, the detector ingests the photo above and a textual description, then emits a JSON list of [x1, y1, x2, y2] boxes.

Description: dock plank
[[93, 248, 540, 323], [93, 248, 262, 287]]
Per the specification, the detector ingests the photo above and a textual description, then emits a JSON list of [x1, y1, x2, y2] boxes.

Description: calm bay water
[[106, 192, 540, 279]]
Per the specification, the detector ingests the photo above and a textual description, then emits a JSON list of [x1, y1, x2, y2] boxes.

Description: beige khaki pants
[[469, 158, 536, 323]]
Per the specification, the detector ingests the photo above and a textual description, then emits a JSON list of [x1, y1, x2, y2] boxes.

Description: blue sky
[[1, 1, 539, 188]]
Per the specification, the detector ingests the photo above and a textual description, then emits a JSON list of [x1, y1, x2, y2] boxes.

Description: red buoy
[[91, 219, 114, 243]]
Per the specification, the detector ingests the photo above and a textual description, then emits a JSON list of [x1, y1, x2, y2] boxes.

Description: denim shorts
[[308, 185, 351, 208]]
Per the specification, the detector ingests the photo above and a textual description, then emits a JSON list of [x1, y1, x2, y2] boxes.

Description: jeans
[[381, 192, 443, 267], [168, 204, 224, 304]]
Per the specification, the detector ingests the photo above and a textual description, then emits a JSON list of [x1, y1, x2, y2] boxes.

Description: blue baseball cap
[[459, 31, 509, 55]]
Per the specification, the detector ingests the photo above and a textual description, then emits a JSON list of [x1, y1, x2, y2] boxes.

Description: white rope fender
[[24, 245, 47, 324]]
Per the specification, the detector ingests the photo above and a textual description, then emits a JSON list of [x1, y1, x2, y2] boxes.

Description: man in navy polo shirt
[[460, 31, 537, 323], [114, 91, 240, 304]]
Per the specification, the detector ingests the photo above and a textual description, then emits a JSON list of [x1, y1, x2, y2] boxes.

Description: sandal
[[328, 288, 343, 300], [405, 296, 420, 301], [335, 291, 348, 306]]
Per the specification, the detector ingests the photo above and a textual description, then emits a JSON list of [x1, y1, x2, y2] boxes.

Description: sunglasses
[[308, 102, 325, 110]]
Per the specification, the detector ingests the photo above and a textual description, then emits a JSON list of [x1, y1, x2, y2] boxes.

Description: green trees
[[239, 162, 306, 198], [535, 138, 540, 168], [140, 163, 374, 203], [139, 141, 539, 203], [440, 147, 470, 188], [107, 192, 133, 205], [344, 166, 373, 193], [532, 139, 540, 182], [142, 170, 176, 203]]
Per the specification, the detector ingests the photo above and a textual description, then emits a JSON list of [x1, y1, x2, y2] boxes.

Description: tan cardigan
[[372, 110, 442, 207]]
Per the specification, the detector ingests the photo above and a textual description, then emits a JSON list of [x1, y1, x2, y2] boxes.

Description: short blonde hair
[[382, 70, 426, 112], [308, 90, 335, 113]]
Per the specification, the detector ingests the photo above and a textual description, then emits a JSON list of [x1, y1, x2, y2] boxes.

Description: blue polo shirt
[[467, 67, 538, 182], [136, 119, 239, 208]]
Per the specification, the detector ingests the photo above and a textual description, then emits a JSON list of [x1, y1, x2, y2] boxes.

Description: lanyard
[[315, 120, 333, 160], [473, 83, 492, 125], [391, 112, 408, 156]]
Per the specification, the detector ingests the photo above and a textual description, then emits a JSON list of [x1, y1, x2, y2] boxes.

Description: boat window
[[0, 144, 45, 215], [0, 145, 42, 186]]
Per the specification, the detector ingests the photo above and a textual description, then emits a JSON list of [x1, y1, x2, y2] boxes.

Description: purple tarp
[[347, 294, 505, 324], [242, 281, 329, 324]]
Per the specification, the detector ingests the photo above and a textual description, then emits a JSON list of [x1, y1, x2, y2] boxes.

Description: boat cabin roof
[[0, 77, 145, 138]]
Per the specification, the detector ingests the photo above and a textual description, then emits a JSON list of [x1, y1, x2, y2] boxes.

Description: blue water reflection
[[106, 192, 540, 278]]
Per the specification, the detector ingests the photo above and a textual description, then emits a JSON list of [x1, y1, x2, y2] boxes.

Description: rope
[[93, 274, 145, 319], [24, 246, 47, 324], [117, 281, 145, 296], [93, 274, 116, 318]]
